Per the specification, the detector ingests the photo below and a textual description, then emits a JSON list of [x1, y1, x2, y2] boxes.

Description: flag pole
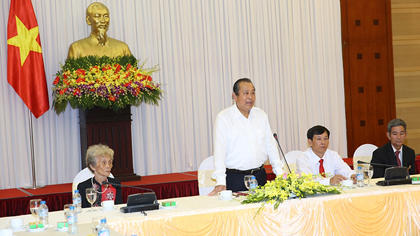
[[23, 109, 45, 189]]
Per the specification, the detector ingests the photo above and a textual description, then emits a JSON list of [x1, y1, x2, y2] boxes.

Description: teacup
[[218, 190, 233, 200], [342, 179, 353, 187], [101, 200, 114, 209], [0, 229, 13, 236], [8, 218, 23, 229]]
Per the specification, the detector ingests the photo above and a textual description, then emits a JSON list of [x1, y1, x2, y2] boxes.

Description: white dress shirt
[[296, 148, 355, 185], [391, 145, 403, 166], [211, 104, 284, 186]]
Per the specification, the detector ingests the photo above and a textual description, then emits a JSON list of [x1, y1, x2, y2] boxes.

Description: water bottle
[[67, 206, 78, 234], [97, 219, 110, 236], [73, 190, 82, 213], [250, 176, 258, 191], [38, 201, 49, 226], [356, 166, 364, 187]]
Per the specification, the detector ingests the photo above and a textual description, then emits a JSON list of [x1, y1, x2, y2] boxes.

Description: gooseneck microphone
[[273, 133, 291, 173], [357, 160, 398, 168]]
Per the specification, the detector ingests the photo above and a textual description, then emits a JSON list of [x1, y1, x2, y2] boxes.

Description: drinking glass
[[363, 165, 374, 187], [91, 216, 106, 234], [63, 204, 73, 221], [29, 199, 41, 224], [85, 188, 97, 212], [244, 175, 254, 191], [367, 165, 374, 187]]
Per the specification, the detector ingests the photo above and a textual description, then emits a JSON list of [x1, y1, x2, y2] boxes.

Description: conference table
[[2, 176, 420, 235]]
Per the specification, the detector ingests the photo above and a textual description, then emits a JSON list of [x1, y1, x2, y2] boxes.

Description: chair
[[353, 144, 378, 169], [197, 156, 217, 195], [283, 150, 302, 173], [72, 167, 114, 193]]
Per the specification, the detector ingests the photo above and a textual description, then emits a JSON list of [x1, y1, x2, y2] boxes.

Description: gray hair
[[387, 119, 407, 133], [85, 144, 114, 173]]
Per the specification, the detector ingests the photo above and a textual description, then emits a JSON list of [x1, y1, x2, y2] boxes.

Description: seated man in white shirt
[[208, 78, 284, 195], [296, 125, 356, 185]]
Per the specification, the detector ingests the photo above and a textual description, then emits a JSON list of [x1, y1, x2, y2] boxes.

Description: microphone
[[103, 181, 159, 214], [273, 133, 291, 173], [357, 160, 398, 168]]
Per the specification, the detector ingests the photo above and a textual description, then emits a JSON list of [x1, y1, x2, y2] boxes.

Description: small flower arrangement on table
[[241, 171, 342, 212], [52, 55, 163, 115]]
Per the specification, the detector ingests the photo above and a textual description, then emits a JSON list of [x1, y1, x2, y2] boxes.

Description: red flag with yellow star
[[7, 0, 49, 118]]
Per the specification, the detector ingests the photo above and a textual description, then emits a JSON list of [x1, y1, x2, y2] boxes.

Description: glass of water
[[363, 165, 374, 187], [63, 204, 73, 221], [244, 175, 254, 192], [91, 216, 106, 234], [86, 188, 97, 212]]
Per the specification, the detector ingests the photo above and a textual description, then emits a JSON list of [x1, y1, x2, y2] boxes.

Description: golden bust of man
[[67, 3, 132, 59]]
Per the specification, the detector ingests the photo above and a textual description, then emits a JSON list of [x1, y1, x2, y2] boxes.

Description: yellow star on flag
[[7, 16, 42, 66]]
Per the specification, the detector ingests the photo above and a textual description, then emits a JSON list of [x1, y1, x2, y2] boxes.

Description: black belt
[[226, 164, 265, 175]]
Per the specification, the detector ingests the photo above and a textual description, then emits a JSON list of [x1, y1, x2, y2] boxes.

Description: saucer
[[6, 226, 25, 232], [219, 197, 232, 201], [101, 206, 116, 211], [55, 227, 68, 232], [26, 225, 48, 232]]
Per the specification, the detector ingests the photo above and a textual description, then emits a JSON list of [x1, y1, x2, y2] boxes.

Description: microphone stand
[[273, 133, 291, 173]]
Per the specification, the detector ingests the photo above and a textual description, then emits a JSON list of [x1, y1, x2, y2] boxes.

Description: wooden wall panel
[[341, 0, 396, 156], [392, 0, 420, 155]]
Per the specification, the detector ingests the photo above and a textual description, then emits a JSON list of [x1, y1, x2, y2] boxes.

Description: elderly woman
[[77, 144, 123, 208]]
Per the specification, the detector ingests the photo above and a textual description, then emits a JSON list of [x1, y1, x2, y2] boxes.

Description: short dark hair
[[387, 119, 407, 133], [307, 125, 330, 140], [233, 78, 253, 96]]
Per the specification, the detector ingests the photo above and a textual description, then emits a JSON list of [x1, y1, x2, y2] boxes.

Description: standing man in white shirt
[[208, 78, 284, 195], [296, 125, 356, 185]]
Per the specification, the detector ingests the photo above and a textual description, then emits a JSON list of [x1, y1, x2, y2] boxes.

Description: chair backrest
[[283, 150, 302, 173], [197, 156, 217, 195], [353, 144, 378, 169], [72, 167, 114, 193]]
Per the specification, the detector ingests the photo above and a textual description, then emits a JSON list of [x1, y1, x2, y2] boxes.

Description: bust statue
[[67, 3, 132, 59]]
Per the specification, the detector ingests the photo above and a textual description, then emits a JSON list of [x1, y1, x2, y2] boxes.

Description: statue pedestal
[[79, 107, 141, 181]]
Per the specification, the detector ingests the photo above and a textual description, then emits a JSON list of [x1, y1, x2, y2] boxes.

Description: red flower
[[59, 88, 68, 95], [63, 74, 68, 79], [124, 82, 132, 87], [114, 64, 121, 74], [102, 65, 112, 71], [76, 69, 86, 76], [63, 79, 70, 85], [53, 77, 60, 85], [126, 64, 132, 70], [109, 95, 116, 101], [124, 72, 131, 79], [146, 85, 152, 89], [76, 78, 85, 83], [73, 88, 81, 96], [146, 76, 152, 82]]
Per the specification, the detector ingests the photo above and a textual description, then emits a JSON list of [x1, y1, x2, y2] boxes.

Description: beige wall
[[392, 0, 420, 153]]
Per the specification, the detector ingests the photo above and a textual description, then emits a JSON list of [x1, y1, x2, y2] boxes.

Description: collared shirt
[[296, 148, 355, 185], [211, 104, 284, 186], [391, 145, 403, 166]]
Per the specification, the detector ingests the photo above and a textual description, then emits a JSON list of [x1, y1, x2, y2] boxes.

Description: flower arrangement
[[52, 55, 163, 115], [241, 171, 342, 211]]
